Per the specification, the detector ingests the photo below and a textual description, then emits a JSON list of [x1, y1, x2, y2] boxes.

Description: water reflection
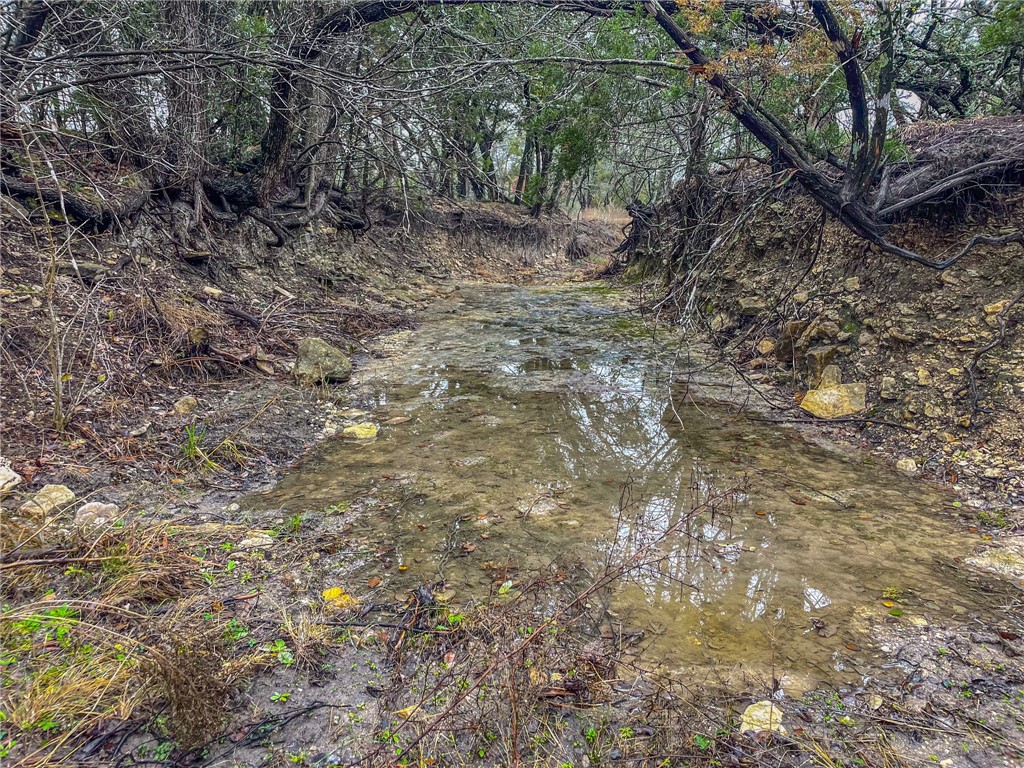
[[255, 285, 1001, 688]]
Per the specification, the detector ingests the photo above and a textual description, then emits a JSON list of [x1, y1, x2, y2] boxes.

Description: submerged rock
[[293, 337, 352, 385], [343, 422, 378, 439], [740, 701, 786, 735]]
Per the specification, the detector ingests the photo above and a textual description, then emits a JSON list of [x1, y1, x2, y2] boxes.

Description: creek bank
[[1, 199, 614, 503], [622, 124, 1023, 535]]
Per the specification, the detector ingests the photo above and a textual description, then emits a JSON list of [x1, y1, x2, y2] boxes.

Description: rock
[[738, 297, 766, 317], [880, 376, 898, 400], [756, 339, 776, 356], [18, 484, 76, 520], [201, 285, 224, 299], [74, 502, 119, 531], [983, 299, 1009, 315], [916, 368, 932, 386], [709, 312, 733, 333], [778, 320, 809, 364], [740, 701, 785, 735], [793, 291, 809, 304], [966, 542, 1024, 582], [800, 367, 866, 419], [238, 533, 276, 549], [293, 337, 352, 384], [173, 395, 199, 415], [896, 458, 918, 475], [923, 402, 943, 418], [817, 364, 842, 388], [806, 346, 837, 384], [844, 277, 861, 292], [0, 463, 22, 496], [58, 261, 108, 284], [342, 422, 378, 439]]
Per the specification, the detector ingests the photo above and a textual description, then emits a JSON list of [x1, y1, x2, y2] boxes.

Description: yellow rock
[[740, 701, 786, 735], [756, 339, 776, 356], [322, 587, 359, 610], [799, 382, 866, 419], [342, 422, 378, 439], [984, 300, 1009, 315]]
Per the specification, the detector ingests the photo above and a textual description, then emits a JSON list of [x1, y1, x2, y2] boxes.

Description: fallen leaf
[[398, 564, 409, 572], [368, 577, 382, 588], [322, 587, 359, 610], [462, 543, 477, 554], [755, 510, 767, 516]]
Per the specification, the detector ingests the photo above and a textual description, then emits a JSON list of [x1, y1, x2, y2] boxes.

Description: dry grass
[[0, 517, 269, 763], [579, 205, 632, 228]]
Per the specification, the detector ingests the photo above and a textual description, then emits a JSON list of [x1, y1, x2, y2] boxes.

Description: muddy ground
[[1, 201, 1023, 768]]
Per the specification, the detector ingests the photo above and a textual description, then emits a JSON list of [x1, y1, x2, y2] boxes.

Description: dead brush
[[140, 597, 252, 749]]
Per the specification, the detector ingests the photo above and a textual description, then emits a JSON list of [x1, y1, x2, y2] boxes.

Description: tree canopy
[[2, 0, 1022, 264]]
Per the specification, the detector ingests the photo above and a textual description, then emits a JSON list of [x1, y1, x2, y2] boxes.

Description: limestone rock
[[799, 376, 866, 419], [966, 542, 1024, 582], [18, 484, 76, 520], [896, 458, 918, 475], [0, 463, 22, 496], [880, 376, 898, 400], [293, 337, 352, 385], [756, 339, 776, 356], [238, 533, 276, 549], [818, 364, 842, 388], [844, 276, 861, 292], [983, 299, 1009, 315], [58, 261, 109, 284], [738, 297, 766, 317], [342, 422, 378, 439], [173, 395, 199, 415], [740, 701, 786, 735], [74, 502, 119, 531], [710, 312, 734, 333], [916, 368, 932, 386], [806, 346, 837, 385]]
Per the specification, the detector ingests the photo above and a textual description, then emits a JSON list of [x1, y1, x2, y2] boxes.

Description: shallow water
[[258, 284, 1000, 693]]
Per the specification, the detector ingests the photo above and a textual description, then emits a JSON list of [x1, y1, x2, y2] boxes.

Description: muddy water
[[259, 284, 998, 692]]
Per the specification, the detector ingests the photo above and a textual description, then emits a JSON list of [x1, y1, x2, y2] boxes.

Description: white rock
[[0, 464, 23, 495], [74, 502, 119, 531], [238, 533, 275, 549]]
